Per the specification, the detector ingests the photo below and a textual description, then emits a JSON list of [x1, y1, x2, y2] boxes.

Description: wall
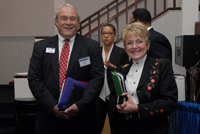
[[0, 37, 34, 84], [0, 0, 55, 37], [182, 0, 199, 35], [0, 0, 55, 84]]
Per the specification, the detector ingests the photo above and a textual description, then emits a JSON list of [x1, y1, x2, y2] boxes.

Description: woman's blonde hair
[[121, 22, 150, 46]]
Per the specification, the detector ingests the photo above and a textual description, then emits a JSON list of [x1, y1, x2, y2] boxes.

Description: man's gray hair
[[54, 3, 81, 22]]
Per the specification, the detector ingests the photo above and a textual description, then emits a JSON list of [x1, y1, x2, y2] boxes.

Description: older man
[[28, 3, 104, 134]]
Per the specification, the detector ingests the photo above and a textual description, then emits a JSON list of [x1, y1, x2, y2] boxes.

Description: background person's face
[[101, 26, 116, 46], [55, 6, 79, 39]]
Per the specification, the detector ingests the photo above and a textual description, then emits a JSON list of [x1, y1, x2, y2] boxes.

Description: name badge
[[79, 56, 91, 67], [46, 47, 55, 53]]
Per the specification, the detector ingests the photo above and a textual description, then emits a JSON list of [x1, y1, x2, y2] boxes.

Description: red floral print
[[151, 79, 155, 83], [150, 111, 154, 116], [147, 86, 152, 91], [155, 62, 159, 66], [153, 70, 157, 74], [160, 109, 164, 113]]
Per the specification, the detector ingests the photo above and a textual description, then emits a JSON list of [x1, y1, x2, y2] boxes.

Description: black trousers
[[95, 97, 121, 134]]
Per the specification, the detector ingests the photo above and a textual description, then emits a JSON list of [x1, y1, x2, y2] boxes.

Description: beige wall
[[0, 37, 34, 84], [0, 0, 55, 37]]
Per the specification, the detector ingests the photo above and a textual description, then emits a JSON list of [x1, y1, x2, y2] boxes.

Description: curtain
[[169, 101, 200, 134]]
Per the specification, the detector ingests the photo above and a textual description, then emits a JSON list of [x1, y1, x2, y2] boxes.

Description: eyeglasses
[[57, 16, 77, 22], [126, 40, 144, 46], [101, 32, 114, 36], [129, 20, 137, 24]]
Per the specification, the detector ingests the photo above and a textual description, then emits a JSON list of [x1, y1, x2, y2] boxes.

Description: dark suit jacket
[[148, 28, 172, 62], [104, 45, 129, 110], [103, 45, 129, 95], [116, 56, 178, 134], [28, 34, 104, 134]]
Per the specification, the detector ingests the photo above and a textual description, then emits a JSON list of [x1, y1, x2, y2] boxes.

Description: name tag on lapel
[[45, 47, 55, 53], [79, 56, 91, 67]]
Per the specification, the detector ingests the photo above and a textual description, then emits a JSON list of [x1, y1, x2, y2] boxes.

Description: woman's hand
[[104, 61, 117, 70], [116, 93, 138, 114]]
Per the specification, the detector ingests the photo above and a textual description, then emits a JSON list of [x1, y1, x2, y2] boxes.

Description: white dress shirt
[[99, 44, 114, 101], [147, 26, 152, 31], [125, 55, 147, 104]]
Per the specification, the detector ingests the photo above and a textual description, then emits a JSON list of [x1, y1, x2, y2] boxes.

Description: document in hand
[[57, 77, 87, 111], [111, 71, 131, 120], [66, 84, 85, 108], [111, 71, 127, 95]]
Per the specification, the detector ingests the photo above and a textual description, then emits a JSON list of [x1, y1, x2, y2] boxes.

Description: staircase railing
[[78, 0, 181, 46]]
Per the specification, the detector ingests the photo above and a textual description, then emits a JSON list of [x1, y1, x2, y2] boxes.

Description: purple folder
[[57, 77, 87, 111]]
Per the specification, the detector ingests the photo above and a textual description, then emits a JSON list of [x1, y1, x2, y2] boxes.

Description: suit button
[[137, 90, 140, 94]]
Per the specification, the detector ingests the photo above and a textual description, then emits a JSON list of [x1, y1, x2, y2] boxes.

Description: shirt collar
[[58, 33, 76, 43], [147, 26, 152, 31], [132, 55, 147, 65]]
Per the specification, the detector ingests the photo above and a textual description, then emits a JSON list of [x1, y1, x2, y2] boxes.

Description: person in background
[[115, 22, 177, 134], [95, 23, 129, 134], [130, 8, 172, 62], [28, 3, 104, 134]]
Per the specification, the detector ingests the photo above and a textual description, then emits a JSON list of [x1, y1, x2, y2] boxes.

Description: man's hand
[[64, 104, 79, 117], [52, 104, 70, 119]]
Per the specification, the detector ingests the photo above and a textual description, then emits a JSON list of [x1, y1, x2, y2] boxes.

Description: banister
[[78, 0, 181, 45], [80, 0, 142, 37], [79, 0, 126, 32], [80, 0, 118, 24]]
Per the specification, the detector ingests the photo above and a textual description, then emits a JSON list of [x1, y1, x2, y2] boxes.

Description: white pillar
[[182, 0, 199, 35]]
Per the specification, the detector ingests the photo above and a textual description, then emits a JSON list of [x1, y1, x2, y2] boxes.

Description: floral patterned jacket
[[116, 56, 178, 120]]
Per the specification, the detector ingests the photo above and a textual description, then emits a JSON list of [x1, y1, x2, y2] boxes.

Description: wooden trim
[[152, 7, 181, 21], [79, 0, 127, 31], [154, 0, 157, 16], [35, 36, 50, 39], [81, 0, 142, 36], [173, 0, 176, 8], [144, 0, 147, 9], [164, 0, 166, 10], [80, 0, 118, 24], [84, 7, 181, 37], [0, 84, 14, 89], [14, 75, 27, 78], [78, 0, 181, 44], [135, 0, 137, 9]]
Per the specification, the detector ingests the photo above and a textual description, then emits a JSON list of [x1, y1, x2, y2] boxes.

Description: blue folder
[[57, 77, 87, 111]]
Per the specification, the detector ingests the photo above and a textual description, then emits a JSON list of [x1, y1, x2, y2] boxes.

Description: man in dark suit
[[130, 8, 172, 62], [28, 3, 104, 134]]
